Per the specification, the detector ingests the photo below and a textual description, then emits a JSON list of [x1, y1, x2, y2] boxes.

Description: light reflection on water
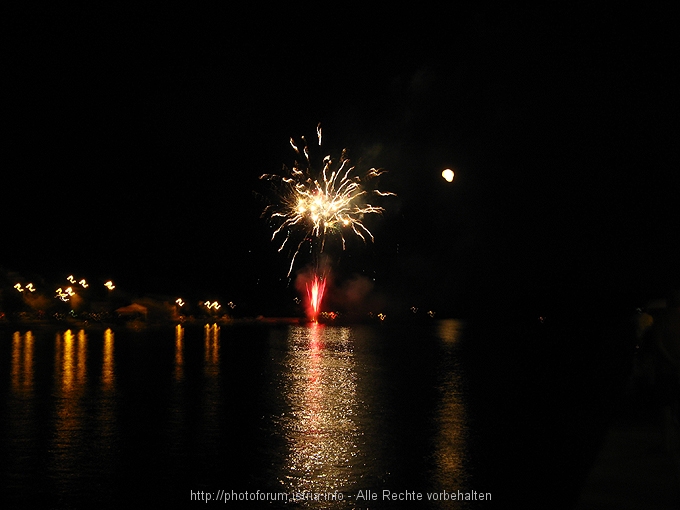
[[204, 323, 219, 369], [279, 323, 360, 499], [433, 319, 469, 495], [102, 328, 115, 390], [11, 330, 34, 394], [2, 320, 471, 508], [201, 323, 221, 451], [8, 331, 36, 491], [174, 324, 184, 382], [273, 320, 470, 507], [50, 329, 87, 499]]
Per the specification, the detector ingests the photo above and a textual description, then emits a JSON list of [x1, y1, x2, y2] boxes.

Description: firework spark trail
[[260, 125, 395, 277], [306, 275, 326, 321]]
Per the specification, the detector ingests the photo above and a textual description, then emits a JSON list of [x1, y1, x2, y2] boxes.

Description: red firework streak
[[306, 275, 326, 321]]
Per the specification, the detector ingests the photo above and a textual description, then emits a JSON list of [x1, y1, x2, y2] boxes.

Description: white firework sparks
[[260, 125, 394, 276]]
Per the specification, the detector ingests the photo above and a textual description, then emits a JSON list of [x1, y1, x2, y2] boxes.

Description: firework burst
[[260, 124, 395, 277]]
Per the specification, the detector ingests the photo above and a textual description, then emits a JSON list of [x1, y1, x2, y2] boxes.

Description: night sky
[[4, 5, 678, 319]]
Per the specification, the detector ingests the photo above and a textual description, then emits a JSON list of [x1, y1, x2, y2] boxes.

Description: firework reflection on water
[[277, 324, 359, 505]]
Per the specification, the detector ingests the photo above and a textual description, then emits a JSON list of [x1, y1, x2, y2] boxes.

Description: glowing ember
[[306, 275, 326, 321]]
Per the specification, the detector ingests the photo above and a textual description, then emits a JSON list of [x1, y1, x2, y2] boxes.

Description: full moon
[[442, 169, 454, 182]]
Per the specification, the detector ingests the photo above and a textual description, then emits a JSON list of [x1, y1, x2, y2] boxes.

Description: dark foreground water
[[0, 318, 633, 509]]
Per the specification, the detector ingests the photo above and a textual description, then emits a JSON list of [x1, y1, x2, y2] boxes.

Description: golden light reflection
[[51, 329, 88, 478], [58, 330, 74, 391], [204, 323, 220, 371], [11, 331, 34, 394], [175, 324, 184, 381], [437, 319, 462, 344], [77, 329, 87, 384], [54, 329, 89, 394], [198, 324, 221, 451], [282, 324, 358, 498], [7, 330, 37, 485], [433, 319, 469, 493], [96, 328, 118, 478], [102, 328, 115, 390]]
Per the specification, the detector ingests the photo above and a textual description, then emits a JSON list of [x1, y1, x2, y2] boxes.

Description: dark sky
[[4, 5, 678, 317]]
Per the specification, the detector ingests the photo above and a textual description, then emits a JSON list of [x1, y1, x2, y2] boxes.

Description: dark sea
[[0, 317, 634, 509]]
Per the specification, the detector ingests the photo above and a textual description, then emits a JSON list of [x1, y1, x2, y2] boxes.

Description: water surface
[[1, 320, 479, 508]]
